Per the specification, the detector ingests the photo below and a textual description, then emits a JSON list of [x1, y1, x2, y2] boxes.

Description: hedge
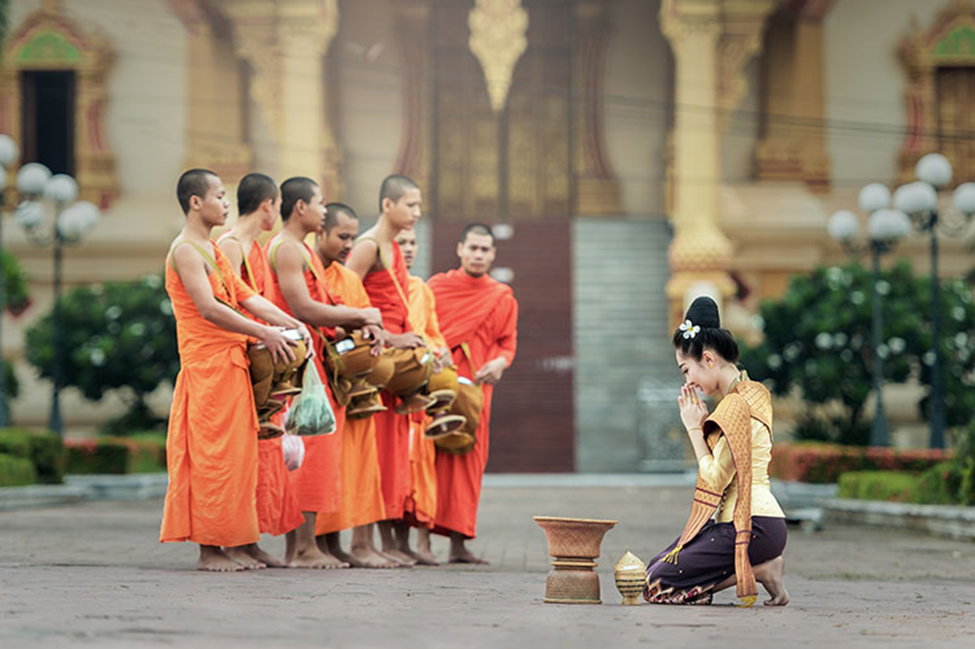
[[65, 435, 166, 475], [769, 442, 951, 484], [838, 463, 964, 505], [0, 453, 37, 487], [0, 428, 65, 484]]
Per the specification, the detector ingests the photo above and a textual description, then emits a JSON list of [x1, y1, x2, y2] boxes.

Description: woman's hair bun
[[684, 296, 720, 329]]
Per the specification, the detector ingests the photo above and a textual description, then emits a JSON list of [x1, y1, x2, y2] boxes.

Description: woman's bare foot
[[289, 545, 350, 569], [755, 556, 789, 606], [244, 543, 287, 568], [223, 546, 266, 570], [348, 547, 400, 569], [197, 545, 245, 572]]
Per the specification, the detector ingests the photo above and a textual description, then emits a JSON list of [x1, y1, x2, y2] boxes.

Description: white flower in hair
[[679, 319, 700, 340]]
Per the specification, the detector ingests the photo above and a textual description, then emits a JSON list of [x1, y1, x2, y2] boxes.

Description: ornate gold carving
[[754, 4, 833, 192], [716, 1, 777, 133], [0, 3, 118, 207], [572, 1, 622, 216], [660, 0, 721, 42], [468, 0, 529, 113], [898, 0, 975, 184], [211, 0, 341, 188]]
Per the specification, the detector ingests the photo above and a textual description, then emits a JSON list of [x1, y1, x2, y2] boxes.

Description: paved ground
[[1, 484, 974, 648]]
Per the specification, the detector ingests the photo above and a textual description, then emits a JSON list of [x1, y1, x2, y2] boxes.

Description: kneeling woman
[[644, 296, 788, 607]]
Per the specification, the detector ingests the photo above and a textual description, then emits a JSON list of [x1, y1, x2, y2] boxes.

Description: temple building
[[2, 0, 972, 470]]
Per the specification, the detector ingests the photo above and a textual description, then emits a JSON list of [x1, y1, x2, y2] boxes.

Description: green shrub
[[913, 462, 961, 506], [0, 428, 65, 484], [838, 471, 918, 503], [0, 453, 38, 487], [65, 436, 166, 475], [953, 423, 975, 506]]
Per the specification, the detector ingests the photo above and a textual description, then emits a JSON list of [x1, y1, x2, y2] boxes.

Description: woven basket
[[533, 516, 618, 559]]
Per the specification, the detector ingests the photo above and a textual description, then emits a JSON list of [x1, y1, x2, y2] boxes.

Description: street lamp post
[[0, 133, 101, 437], [892, 154, 975, 449], [828, 185, 911, 447]]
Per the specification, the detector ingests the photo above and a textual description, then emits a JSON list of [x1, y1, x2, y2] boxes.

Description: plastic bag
[[285, 363, 336, 436], [281, 434, 306, 471]]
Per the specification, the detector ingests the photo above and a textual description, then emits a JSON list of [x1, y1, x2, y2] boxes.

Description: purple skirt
[[646, 516, 787, 591]]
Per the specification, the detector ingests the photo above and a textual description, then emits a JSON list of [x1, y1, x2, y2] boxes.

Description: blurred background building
[[1, 0, 972, 471]]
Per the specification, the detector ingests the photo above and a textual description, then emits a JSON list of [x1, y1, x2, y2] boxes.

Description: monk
[[346, 174, 426, 566], [394, 226, 451, 566], [216, 172, 304, 568], [429, 223, 518, 564], [160, 168, 311, 572], [264, 176, 384, 569], [312, 202, 399, 569]]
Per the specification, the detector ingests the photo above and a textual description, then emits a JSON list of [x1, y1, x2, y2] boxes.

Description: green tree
[[742, 261, 975, 445], [25, 276, 178, 433], [1, 250, 28, 413]]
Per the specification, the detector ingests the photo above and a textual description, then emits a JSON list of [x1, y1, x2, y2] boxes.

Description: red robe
[[428, 269, 518, 538], [264, 238, 345, 515], [160, 244, 260, 546], [315, 262, 388, 534], [216, 234, 305, 538], [360, 240, 412, 520]]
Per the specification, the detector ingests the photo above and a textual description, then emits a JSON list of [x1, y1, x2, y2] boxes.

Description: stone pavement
[[1, 483, 973, 648]]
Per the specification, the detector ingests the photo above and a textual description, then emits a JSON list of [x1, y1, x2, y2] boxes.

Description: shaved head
[[379, 174, 420, 212], [324, 202, 358, 232], [460, 222, 495, 246]]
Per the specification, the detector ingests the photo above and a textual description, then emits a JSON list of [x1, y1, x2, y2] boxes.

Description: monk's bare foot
[[348, 547, 400, 569], [416, 529, 439, 566], [289, 546, 350, 569], [223, 546, 266, 570], [448, 547, 489, 565], [380, 548, 417, 567], [756, 556, 790, 607], [414, 547, 440, 566], [244, 544, 287, 568], [197, 546, 246, 572]]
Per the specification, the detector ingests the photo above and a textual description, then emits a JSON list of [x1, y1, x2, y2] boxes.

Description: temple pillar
[[661, 0, 735, 325], [183, 14, 252, 183], [755, 0, 834, 192], [220, 0, 340, 194]]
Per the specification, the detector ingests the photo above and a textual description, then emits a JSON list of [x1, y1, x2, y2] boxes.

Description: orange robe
[[428, 269, 518, 539], [217, 233, 305, 537], [361, 240, 412, 520], [160, 244, 260, 547], [404, 276, 444, 528], [315, 262, 388, 535], [264, 238, 345, 515]]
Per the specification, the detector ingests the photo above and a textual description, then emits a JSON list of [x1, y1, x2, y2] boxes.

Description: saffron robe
[[315, 262, 388, 534], [428, 269, 518, 539], [359, 239, 412, 520], [160, 244, 260, 547], [264, 238, 345, 514], [217, 233, 305, 537], [404, 276, 444, 528]]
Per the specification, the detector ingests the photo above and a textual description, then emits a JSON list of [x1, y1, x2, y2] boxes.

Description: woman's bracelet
[[686, 427, 703, 435]]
